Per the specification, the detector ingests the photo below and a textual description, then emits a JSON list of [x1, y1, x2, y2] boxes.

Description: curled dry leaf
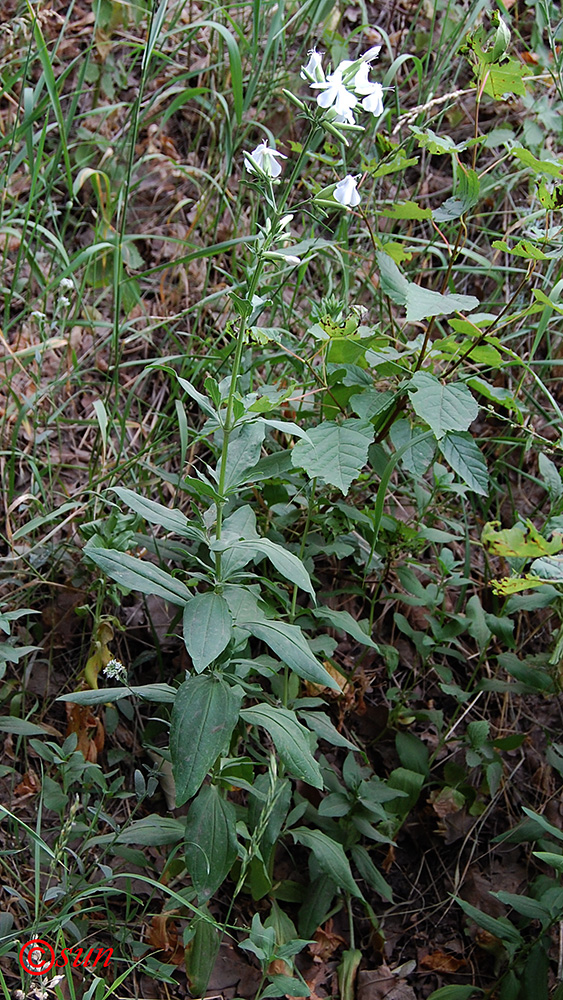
[[419, 950, 467, 973]]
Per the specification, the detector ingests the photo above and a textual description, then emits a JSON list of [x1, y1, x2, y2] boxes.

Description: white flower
[[353, 64, 385, 116], [246, 141, 287, 179], [334, 175, 361, 208], [300, 49, 324, 82], [58, 295, 70, 309], [103, 658, 127, 682], [311, 68, 358, 120], [60, 277, 74, 291], [361, 44, 381, 62]]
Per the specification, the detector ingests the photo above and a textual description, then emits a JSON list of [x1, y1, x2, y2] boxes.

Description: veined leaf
[[291, 420, 373, 494], [312, 607, 378, 649], [183, 593, 232, 672], [244, 620, 340, 690], [86, 548, 191, 605], [184, 784, 237, 899], [406, 285, 479, 323], [439, 431, 489, 495], [291, 828, 361, 896], [170, 675, 242, 806], [241, 703, 323, 788], [409, 373, 478, 439], [112, 487, 200, 538]]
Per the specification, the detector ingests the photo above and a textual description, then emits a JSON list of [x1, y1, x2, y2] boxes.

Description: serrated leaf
[[184, 784, 237, 899], [409, 373, 478, 439], [406, 285, 480, 323], [244, 620, 340, 690], [291, 420, 373, 494], [291, 828, 361, 896], [439, 431, 488, 495], [86, 548, 191, 605], [183, 593, 232, 672], [170, 675, 242, 806], [241, 704, 323, 788]]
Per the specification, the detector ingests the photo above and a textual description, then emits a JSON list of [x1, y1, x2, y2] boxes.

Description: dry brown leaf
[[13, 769, 40, 800], [309, 921, 346, 963], [419, 951, 467, 973], [65, 702, 105, 762], [147, 912, 185, 965], [357, 964, 416, 1000]]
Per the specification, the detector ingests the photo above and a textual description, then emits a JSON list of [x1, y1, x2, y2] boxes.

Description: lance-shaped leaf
[[86, 548, 191, 605], [241, 704, 322, 788], [184, 784, 238, 899], [291, 828, 362, 896], [170, 675, 242, 806], [243, 620, 340, 690], [183, 593, 232, 672]]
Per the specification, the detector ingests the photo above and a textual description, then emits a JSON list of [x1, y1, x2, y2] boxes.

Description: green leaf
[[351, 844, 394, 901], [311, 607, 378, 649], [382, 201, 431, 220], [244, 620, 340, 690], [433, 168, 480, 222], [57, 684, 177, 704], [0, 717, 50, 736], [491, 239, 549, 260], [170, 675, 242, 806], [482, 520, 563, 558], [86, 548, 191, 605], [114, 816, 185, 846], [262, 976, 310, 998], [456, 898, 522, 946], [215, 538, 314, 597], [409, 373, 478, 439], [512, 146, 563, 178], [427, 988, 483, 1000], [376, 251, 409, 305], [112, 487, 200, 538], [406, 285, 480, 323], [183, 593, 232, 672], [439, 431, 489, 495], [298, 711, 359, 752], [291, 828, 361, 896], [241, 704, 323, 788], [531, 554, 563, 581], [185, 916, 221, 998], [184, 784, 238, 899], [291, 420, 373, 494]]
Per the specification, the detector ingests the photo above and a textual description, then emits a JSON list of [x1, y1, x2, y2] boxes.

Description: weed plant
[[2, 1, 563, 999]]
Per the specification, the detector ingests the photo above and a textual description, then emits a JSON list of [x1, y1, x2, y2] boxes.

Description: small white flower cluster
[[103, 657, 128, 682], [301, 46, 384, 124]]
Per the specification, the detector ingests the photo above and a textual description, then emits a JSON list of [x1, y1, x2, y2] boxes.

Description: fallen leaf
[[147, 911, 185, 965], [420, 951, 467, 973], [309, 920, 346, 962], [357, 964, 416, 1000], [14, 769, 40, 800]]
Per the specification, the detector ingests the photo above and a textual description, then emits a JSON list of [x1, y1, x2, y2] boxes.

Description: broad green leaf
[[262, 976, 310, 998], [349, 388, 394, 422], [244, 620, 340, 690], [482, 520, 562, 558], [57, 684, 177, 704], [291, 828, 361, 896], [311, 607, 378, 649], [298, 711, 359, 752], [241, 704, 322, 788], [382, 201, 431, 220], [513, 147, 563, 177], [222, 422, 266, 490], [170, 675, 242, 806], [86, 548, 191, 605], [410, 125, 482, 155], [0, 717, 50, 736], [291, 420, 373, 494], [533, 852, 563, 874], [439, 431, 489, 495], [214, 538, 314, 597], [185, 915, 221, 997], [376, 251, 408, 305], [483, 58, 527, 99], [183, 593, 232, 672], [492, 239, 549, 260], [389, 419, 436, 477], [406, 285, 479, 323], [114, 816, 185, 846], [184, 784, 237, 899], [112, 487, 202, 538], [409, 373, 478, 439]]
